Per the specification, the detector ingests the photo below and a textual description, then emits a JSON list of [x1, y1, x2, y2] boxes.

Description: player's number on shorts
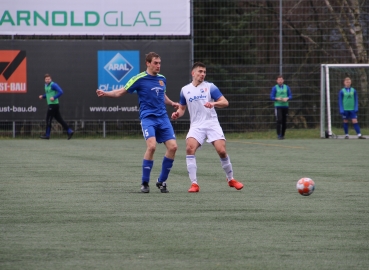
[[144, 129, 149, 138]]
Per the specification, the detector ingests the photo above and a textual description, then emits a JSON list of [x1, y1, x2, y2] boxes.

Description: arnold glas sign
[[0, 0, 190, 35]]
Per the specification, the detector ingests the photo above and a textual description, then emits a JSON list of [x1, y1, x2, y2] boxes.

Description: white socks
[[186, 155, 197, 184], [186, 155, 234, 183], [220, 155, 234, 181]]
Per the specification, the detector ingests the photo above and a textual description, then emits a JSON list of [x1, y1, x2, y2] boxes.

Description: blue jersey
[[124, 71, 167, 120]]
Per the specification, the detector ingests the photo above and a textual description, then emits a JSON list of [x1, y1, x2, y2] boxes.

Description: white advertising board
[[0, 0, 190, 35]]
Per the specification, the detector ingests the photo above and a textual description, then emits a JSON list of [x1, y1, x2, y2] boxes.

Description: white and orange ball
[[296, 178, 315, 196]]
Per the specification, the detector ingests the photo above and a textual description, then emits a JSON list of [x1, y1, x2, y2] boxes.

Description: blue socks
[[343, 123, 362, 135], [142, 157, 174, 184], [142, 159, 153, 184], [343, 123, 348, 134], [158, 156, 174, 183], [353, 123, 361, 135], [45, 127, 51, 137], [45, 127, 73, 137]]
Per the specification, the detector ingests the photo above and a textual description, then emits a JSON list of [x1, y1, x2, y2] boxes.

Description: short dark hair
[[145, 52, 160, 63], [44, 73, 51, 78], [191, 62, 206, 71], [277, 75, 283, 79]]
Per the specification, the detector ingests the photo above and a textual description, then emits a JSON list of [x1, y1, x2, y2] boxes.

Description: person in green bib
[[338, 77, 365, 139], [39, 74, 74, 140], [270, 75, 292, 140]]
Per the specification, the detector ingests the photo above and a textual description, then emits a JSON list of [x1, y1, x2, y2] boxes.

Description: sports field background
[[1, 138, 368, 269]]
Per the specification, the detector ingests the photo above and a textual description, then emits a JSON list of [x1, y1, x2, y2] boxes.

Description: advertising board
[[0, 0, 190, 35], [0, 40, 191, 120]]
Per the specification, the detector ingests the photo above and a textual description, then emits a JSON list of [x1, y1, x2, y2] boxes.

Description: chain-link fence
[[1, 0, 368, 138], [193, 0, 369, 133]]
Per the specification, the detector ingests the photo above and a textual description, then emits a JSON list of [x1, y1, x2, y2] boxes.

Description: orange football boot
[[228, 179, 244, 190], [188, 183, 200, 192]]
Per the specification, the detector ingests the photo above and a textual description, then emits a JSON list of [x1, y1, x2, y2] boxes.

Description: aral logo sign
[[104, 53, 133, 82], [0, 50, 27, 94], [98, 51, 139, 91], [0, 0, 190, 35]]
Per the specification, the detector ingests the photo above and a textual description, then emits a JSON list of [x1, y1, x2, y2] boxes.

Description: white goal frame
[[320, 64, 369, 138]]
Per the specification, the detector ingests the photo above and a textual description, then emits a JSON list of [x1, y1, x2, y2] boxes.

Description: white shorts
[[186, 125, 226, 145]]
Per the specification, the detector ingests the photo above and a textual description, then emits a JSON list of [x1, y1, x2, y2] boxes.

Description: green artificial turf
[[1, 139, 368, 269]]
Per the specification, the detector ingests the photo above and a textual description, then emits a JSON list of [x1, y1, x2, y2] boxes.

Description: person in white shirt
[[171, 62, 244, 192]]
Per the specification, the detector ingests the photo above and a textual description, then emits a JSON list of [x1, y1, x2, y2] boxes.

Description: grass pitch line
[[228, 140, 306, 149]]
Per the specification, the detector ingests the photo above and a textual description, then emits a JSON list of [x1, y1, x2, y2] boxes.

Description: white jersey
[[179, 81, 223, 128]]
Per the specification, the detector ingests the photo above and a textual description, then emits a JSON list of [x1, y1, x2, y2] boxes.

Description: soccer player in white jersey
[[171, 62, 243, 192], [97, 52, 179, 193]]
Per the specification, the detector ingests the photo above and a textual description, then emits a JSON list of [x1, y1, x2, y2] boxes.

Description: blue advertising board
[[97, 51, 139, 91]]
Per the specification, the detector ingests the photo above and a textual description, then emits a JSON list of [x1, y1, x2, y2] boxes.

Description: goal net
[[320, 64, 369, 138]]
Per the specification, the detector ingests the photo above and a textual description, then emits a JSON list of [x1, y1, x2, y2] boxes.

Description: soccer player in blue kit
[[171, 62, 244, 192], [96, 52, 179, 193]]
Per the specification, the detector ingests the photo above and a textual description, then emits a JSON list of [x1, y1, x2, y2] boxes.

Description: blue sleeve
[[338, 90, 344, 113], [354, 89, 358, 112], [287, 86, 292, 99], [126, 79, 140, 94], [210, 84, 223, 101], [179, 90, 187, 106], [270, 86, 276, 100], [51, 83, 64, 99]]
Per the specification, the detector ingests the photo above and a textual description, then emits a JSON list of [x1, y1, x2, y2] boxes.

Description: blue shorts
[[141, 115, 176, 143], [341, 110, 357, 120]]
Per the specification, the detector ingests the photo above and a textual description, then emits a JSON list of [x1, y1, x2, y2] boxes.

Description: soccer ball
[[296, 177, 315, 196]]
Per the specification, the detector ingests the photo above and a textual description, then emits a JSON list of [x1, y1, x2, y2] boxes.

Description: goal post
[[320, 64, 369, 138]]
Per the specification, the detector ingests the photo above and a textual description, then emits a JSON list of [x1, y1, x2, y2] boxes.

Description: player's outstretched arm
[[171, 105, 186, 120], [164, 94, 180, 109], [96, 87, 127, 98]]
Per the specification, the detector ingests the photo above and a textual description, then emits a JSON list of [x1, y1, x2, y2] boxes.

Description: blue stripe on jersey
[[179, 81, 223, 106], [209, 83, 222, 100], [179, 88, 187, 105]]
